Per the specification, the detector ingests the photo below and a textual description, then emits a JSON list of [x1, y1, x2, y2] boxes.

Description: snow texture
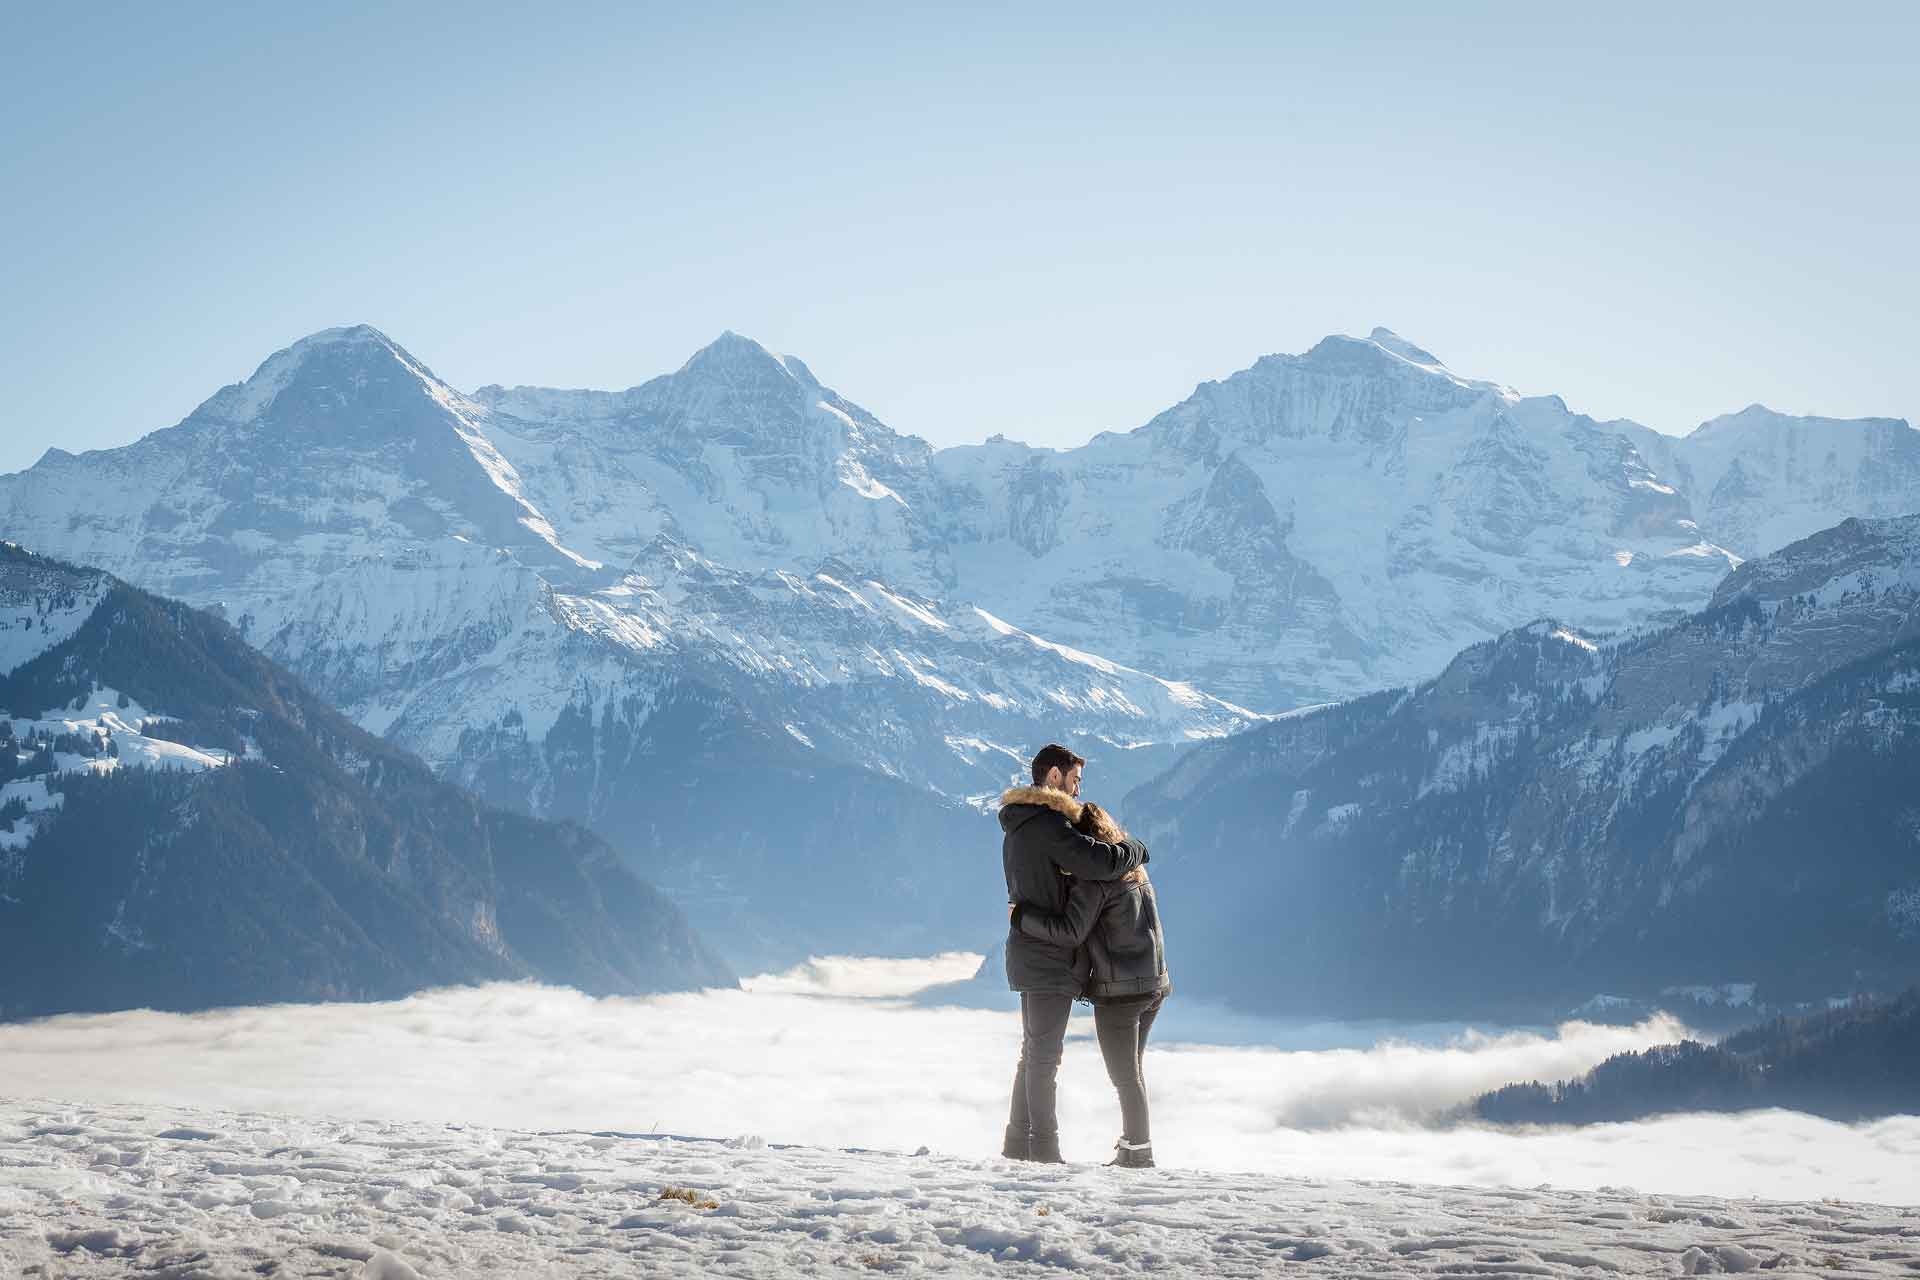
[[3, 1096, 1917, 1277]]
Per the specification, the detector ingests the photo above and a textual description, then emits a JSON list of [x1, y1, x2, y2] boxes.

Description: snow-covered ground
[[7, 1098, 1920, 1278], [3, 956, 1918, 1276]]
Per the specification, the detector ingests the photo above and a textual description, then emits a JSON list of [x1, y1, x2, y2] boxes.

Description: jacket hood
[[998, 785, 1082, 832]]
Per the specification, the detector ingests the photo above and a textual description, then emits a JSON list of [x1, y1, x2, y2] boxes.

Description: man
[[999, 743, 1148, 1163]]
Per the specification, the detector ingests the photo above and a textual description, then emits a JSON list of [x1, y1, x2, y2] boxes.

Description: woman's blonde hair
[[1074, 801, 1125, 843]]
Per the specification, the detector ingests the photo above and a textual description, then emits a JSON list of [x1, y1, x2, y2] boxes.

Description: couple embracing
[[999, 743, 1171, 1169]]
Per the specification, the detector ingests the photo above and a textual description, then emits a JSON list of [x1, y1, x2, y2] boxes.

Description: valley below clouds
[[6, 956, 1915, 1208]]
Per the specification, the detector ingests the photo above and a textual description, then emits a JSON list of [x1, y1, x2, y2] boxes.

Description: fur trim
[[998, 785, 1083, 822]]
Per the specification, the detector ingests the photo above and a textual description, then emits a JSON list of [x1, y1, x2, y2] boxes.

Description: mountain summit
[[678, 329, 819, 385], [1366, 325, 1447, 367], [191, 324, 442, 428]]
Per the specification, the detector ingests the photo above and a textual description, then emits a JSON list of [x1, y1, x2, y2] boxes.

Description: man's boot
[[1106, 1138, 1154, 1169], [1026, 1132, 1065, 1164], [1001, 1124, 1029, 1161]]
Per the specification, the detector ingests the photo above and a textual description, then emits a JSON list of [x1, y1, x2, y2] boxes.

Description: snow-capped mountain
[[6, 326, 1254, 796], [2, 323, 1913, 967], [1127, 515, 1920, 1019], [920, 327, 1741, 710], [0, 543, 733, 1017]]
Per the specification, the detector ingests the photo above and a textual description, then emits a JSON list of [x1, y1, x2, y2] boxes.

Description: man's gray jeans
[[1007, 991, 1073, 1139]]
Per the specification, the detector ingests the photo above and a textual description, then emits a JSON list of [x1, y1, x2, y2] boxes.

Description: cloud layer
[[4, 957, 1914, 1206]]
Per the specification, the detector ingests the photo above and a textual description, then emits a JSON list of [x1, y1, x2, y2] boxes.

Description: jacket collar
[[998, 785, 1083, 823]]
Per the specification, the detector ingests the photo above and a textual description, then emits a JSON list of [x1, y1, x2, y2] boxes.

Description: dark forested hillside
[[1472, 987, 1920, 1124], [0, 542, 734, 1018]]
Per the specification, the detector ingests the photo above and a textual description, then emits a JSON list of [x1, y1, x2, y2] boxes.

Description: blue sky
[[2, 2, 1914, 474]]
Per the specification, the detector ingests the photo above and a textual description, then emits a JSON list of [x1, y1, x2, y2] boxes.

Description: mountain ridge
[[5, 324, 1915, 971]]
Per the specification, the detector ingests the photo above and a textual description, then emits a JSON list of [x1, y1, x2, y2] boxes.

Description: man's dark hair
[[1030, 743, 1086, 786]]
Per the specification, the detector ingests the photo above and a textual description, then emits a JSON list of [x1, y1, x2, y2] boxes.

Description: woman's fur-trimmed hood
[[998, 785, 1083, 823]]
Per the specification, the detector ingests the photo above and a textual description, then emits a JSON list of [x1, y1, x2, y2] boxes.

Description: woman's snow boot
[[1107, 1138, 1154, 1169], [1001, 1125, 1028, 1161]]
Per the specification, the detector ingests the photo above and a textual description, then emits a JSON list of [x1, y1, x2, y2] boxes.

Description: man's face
[[1060, 764, 1082, 797]]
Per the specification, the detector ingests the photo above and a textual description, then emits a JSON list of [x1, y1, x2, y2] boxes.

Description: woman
[[1010, 801, 1170, 1169]]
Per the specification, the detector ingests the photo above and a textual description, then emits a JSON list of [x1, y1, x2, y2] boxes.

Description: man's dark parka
[[1013, 874, 1171, 1001], [999, 785, 1147, 995]]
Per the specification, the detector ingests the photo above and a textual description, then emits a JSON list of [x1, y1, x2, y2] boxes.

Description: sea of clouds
[[4, 954, 1914, 1206]]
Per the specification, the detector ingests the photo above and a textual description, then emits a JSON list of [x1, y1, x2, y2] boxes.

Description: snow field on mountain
[[6, 1096, 1920, 1279], [6, 688, 250, 772], [2, 687, 249, 852]]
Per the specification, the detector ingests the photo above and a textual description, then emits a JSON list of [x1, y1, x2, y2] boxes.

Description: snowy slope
[[4, 1095, 1917, 1277], [0, 543, 109, 676]]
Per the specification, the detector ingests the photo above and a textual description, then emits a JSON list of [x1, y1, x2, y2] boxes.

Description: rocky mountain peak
[[1691, 403, 1782, 436], [1298, 331, 1417, 374], [1366, 326, 1446, 367], [188, 323, 455, 431], [1142, 328, 1504, 459], [628, 332, 917, 473], [677, 330, 810, 387], [1273, 328, 1509, 403]]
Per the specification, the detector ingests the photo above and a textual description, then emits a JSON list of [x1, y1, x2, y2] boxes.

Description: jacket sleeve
[[1013, 882, 1104, 948], [1035, 814, 1147, 882]]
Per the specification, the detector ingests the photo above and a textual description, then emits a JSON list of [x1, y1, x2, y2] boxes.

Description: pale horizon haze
[[2, 3, 1915, 475]]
